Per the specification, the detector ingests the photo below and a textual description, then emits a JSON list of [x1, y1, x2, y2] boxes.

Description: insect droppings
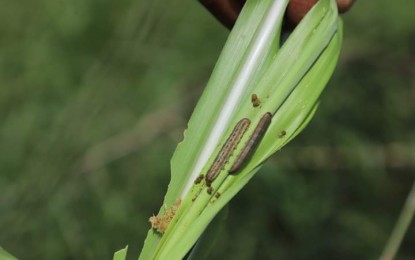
[[194, 174, 204, 184], [149, 199, 181, 234], [278, 130, 286, 138], [251, 94, 261, 107]]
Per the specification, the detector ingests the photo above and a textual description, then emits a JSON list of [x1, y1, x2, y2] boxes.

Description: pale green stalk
[[180, 0, 289, 198], [0, 247, 18, 260], [113, 246, 128, 260], [128, 0, 343, 259], [139, 1, 288, 258], [379, 181, 415, 260]]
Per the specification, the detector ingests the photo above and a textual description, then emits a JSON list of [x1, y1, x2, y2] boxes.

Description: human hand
[[199, 0, 356, 29]]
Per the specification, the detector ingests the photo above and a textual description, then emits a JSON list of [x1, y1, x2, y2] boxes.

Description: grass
[[0, 0, 414, 259]]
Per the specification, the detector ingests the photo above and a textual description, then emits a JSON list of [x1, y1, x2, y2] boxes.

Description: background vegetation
[[1, 0, 414, 259]]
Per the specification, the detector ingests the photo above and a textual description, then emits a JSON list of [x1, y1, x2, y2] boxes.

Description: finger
[[200, 0, 356, 30], [287, 0, 356, 25], [336, 0, 356, 13], [199, 0, 245, 29]]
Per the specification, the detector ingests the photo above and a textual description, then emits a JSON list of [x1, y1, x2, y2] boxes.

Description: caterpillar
[[229, 112, 272, 174], [205, 118, 251, 186]]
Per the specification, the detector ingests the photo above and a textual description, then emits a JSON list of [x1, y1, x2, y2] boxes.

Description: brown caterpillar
[[205, 118, 251, 186], [229, 112, 272, 174]]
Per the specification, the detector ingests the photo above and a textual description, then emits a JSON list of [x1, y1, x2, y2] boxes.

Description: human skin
[[199, 0, 356, 29]]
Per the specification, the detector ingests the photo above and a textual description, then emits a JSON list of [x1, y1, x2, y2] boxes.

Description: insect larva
[[251, 94, 261, 107], [229, 112, 272, 174], [205, 118, 251, 186]]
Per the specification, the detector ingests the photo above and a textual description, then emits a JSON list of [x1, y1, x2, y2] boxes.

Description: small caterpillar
[[229, 112, 272, 174], [205, 118, 251, 186]]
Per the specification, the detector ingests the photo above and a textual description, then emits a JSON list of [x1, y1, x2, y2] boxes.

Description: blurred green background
[[1, 0, 414, 259]]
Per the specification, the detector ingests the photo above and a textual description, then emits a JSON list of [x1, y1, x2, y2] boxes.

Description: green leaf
[[0, 247, 18, 260], [186, 207, 229, 260], [113, 245, 128, 260], [139, 1, 288, 259], [139, 0, 342, 259]]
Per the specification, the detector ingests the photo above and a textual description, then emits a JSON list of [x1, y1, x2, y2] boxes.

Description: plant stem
[[379, 181, 415, 260]]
